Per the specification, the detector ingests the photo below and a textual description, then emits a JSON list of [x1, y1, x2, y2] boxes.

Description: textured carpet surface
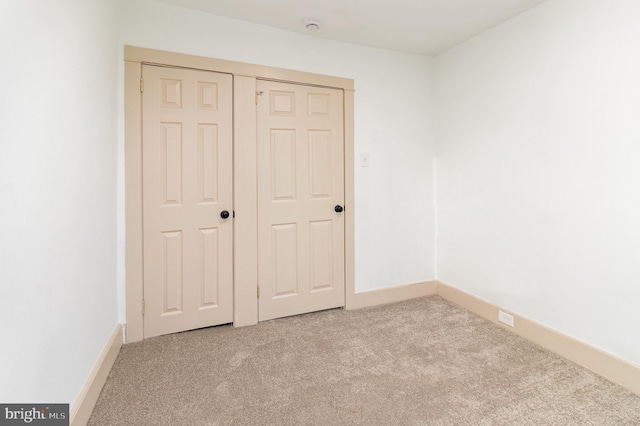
[[89, 296, 640, 425]]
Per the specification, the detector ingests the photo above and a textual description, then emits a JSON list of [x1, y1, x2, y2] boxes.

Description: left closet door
[[142, 65, 233, 338]]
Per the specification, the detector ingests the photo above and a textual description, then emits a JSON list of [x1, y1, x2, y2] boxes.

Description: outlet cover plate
[[498, 310, 514, 327]]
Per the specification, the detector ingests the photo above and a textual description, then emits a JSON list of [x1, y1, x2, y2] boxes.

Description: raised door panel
[[272, 223, 298, 297], [197, 124, 219, 204]]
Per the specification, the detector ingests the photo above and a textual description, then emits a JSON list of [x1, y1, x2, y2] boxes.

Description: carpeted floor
[[89, 296, 640, 425]]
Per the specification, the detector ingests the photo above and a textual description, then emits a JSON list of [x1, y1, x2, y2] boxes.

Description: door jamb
[[124, 46, 355, 342]]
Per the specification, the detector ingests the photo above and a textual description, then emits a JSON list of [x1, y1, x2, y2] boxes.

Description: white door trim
[[124, 46, 355, 342]]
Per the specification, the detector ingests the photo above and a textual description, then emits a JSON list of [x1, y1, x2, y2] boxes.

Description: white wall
[[435, 0, 640, 364], [117, 0, 437, 321], [0, 0, 119, 404]]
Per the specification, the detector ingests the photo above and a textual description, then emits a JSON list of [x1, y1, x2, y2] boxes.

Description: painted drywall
[[117, 0, 437, 321], [0, 0, 119, 404], [435, 0, 640, 364]]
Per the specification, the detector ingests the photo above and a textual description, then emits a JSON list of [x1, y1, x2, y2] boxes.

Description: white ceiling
[[153, 0, 548, 55]]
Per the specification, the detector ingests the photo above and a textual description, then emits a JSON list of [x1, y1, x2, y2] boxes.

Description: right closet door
[[256, 80, 345, 321]]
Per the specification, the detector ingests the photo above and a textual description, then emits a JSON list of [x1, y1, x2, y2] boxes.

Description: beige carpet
[[89, 296, 640, 425]]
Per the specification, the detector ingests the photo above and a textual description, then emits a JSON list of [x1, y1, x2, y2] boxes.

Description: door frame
[[124, 46, 355, 343]]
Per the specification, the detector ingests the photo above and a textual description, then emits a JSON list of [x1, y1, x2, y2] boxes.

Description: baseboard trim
[[70, 324, 123, 426], [347, 280, 437, 310], [436, 281, 640, 396]]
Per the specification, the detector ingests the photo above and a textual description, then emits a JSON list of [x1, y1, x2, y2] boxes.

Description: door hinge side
[[255, 90, 264, 105], [142, 299, 145, 315], [140, 77, 144, 93], [257, 287, 260, 299]]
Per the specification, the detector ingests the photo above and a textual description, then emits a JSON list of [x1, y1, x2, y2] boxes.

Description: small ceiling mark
[[305, 19, 321, 31]]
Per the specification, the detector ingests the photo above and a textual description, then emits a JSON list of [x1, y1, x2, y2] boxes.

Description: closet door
[[257, 80, 345, 321], [142, 65, 233, 338]]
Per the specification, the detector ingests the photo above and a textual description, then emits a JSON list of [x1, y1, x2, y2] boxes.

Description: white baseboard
[[347, 280, 437, 310], [70, 324, 123, 426], [436, 281, 640, 397]]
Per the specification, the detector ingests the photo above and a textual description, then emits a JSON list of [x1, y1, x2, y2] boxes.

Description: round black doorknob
[[334, 205, 344, 213], [220, 210, 230, 219]]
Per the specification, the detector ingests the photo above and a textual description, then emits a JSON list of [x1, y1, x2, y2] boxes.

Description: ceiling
[[153, 0, 548, 55]]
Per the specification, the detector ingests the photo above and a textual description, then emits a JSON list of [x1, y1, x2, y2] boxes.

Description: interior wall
[[117, 0, 437, 321], [435, 0, 640, 364], [0, 0, 119, 403]]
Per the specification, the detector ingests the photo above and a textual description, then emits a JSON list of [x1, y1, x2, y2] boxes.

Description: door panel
[[257, 80, 345, 321], [143, 65, 233, 338]]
